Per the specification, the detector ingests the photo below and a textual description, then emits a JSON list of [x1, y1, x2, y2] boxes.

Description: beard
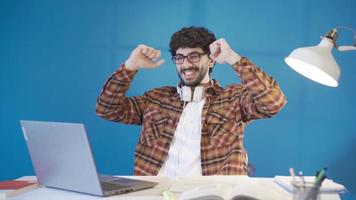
[[177, 64, 209, 87]]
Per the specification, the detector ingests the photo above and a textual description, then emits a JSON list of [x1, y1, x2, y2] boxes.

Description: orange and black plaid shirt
[[96, 57, 287, 176]]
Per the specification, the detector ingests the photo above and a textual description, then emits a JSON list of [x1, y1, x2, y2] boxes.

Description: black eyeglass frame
[[171, 52, 206, 64]]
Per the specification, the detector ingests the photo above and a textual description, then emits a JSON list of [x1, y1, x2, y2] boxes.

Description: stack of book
[[0, 179, 39, 199]]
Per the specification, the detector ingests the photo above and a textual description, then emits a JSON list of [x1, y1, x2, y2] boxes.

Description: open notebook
[[170, 177, 290, 200]]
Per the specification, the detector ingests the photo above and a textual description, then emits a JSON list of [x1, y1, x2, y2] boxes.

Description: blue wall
[[1, 0, 355, 199]]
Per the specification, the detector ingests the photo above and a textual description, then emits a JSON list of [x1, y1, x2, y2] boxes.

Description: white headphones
[[177, 85, 206, 102]]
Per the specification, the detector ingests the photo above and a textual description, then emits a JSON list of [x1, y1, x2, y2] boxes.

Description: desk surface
[[8, 176, 341, 200]]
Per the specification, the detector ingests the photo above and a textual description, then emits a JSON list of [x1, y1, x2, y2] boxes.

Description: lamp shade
[[285, 37, 341, 87]]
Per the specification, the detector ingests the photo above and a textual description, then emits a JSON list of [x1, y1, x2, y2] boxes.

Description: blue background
[[0, 0, 355, 199]]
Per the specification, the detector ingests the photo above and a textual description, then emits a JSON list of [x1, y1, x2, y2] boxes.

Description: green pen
[[315, 168, 327, 186]]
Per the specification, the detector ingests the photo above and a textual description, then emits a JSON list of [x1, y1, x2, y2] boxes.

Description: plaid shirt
[[96, 57, 287, 176]]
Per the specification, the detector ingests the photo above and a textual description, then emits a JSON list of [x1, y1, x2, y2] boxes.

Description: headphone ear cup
[[193, 86, 205, 101], [177, 86, 192, 101], [177, 86, 182, 98]]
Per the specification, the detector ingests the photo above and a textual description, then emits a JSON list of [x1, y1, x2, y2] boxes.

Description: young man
[[96, 27, 286, 176]]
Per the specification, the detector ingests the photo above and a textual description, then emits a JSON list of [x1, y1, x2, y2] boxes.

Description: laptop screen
[[20, 120, 103, 196]]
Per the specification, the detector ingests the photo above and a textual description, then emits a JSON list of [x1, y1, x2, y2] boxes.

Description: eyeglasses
[[172, 52, 206, 64]]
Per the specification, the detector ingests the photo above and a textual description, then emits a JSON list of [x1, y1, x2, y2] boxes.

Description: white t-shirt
[[158, 99, 206, 176]]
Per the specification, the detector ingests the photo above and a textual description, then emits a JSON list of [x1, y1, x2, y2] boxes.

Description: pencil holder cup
[[292, 182, 320, 200]]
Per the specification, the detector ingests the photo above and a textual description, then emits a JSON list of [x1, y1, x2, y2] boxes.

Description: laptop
[[20, 120, 158, 196]]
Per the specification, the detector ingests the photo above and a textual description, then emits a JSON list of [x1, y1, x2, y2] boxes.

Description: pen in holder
[[288, 167, 327, 200], [292, 181, 320, 200]]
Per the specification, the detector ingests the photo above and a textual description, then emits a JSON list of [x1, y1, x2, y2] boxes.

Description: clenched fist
[[125, 44, 165, 71], [209, 38, 241, 65]]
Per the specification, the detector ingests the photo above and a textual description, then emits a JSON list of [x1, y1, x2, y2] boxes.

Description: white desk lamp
[[285, 26, 356, 87]]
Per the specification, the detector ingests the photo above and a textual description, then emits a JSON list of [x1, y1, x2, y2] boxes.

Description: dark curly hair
[[169, 26, 216, 56]]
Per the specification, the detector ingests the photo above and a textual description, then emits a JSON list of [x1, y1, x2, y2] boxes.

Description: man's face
[[174, 47, 212, 87]]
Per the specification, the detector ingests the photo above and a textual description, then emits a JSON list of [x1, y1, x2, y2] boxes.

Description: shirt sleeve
[[95, 64, 146, 125], [232, 57, 287, 122]]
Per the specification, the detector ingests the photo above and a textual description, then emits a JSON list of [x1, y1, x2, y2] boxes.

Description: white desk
[[9, 176, 341, 200]]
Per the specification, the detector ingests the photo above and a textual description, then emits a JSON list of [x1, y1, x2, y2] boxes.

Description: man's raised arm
[[95, 45, 165, 124], [209, 38, 287, 121]]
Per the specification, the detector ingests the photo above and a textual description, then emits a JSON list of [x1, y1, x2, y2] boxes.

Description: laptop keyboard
[[101, 181, 130, 191], [110, 178, 139, 184]]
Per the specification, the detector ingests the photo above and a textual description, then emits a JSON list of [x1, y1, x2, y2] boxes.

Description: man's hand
[[209, 38, 241, 65], [125, 44, 165, 71]]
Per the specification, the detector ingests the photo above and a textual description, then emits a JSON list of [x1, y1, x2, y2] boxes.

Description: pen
[[298, 171, 305, 185], [289, 167, 296, 185], [315, 168, 327, 186]]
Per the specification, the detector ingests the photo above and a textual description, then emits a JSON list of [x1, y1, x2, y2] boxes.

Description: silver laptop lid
[[20, 120, 103, 196]]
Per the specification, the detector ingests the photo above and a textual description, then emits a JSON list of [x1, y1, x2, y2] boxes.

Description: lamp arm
[[334, 26, 356, 52]]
